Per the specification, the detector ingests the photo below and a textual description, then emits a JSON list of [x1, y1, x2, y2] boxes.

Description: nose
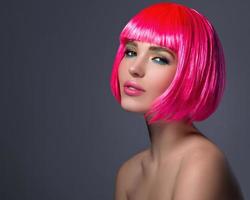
[[128, 57, 146, 78]]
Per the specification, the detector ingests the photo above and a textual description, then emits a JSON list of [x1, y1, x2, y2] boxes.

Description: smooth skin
[[115, 41, 244, 200], [115, 139, 244, 200]]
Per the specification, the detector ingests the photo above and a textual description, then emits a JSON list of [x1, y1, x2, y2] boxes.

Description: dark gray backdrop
[[1, 0, 249, 199]]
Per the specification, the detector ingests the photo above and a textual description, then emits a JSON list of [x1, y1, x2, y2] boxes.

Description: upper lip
[[124, 80, 145, 92]]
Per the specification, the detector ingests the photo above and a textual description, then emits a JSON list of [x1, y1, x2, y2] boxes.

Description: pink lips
[[124, 80, 145, 96]]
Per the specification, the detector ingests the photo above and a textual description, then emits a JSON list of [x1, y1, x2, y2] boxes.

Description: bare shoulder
[[173, 134, 244, 200], [114, 149, 147, 200], [182, 133, 227, 163], [117, 148, 147, 176]]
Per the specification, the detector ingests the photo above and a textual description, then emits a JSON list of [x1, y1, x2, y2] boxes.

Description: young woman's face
[[118, 40, 178, 114]]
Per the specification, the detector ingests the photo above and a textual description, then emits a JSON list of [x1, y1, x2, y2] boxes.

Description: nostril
[[132, 71, 140, 77], [129, 67, 144, 77]]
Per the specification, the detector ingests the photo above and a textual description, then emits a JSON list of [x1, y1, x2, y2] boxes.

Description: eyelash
[[124, 49, 170, 65]]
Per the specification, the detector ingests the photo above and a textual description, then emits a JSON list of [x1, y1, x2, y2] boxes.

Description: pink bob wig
[[110, 2, 226, 125]]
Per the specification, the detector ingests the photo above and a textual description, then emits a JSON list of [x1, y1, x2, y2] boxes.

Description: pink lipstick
[[124, 80, 145, 96]]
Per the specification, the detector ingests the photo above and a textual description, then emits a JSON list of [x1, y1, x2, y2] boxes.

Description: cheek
[[118, 59, 125, 79], [148, 69, 176, 97], [159, 74, 174, 91], [118, 62, 128, 93], [118, 64, 124, 85]]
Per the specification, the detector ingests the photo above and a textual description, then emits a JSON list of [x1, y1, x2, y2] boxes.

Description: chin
[[120, 99, 148, 114]]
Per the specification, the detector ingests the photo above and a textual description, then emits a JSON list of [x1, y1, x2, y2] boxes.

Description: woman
[[110, 2, 244, 200]]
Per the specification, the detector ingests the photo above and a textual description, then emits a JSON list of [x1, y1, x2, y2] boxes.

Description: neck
[[145, 119, 199, 165]]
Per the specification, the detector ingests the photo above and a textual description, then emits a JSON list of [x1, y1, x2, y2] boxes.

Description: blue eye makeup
[[124, 47, 171, 65], [152, 57, 170, 65]]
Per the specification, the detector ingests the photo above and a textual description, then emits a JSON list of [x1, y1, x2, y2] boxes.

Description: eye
[[152, 57, 170, 65], [124, 49, 137, 57]]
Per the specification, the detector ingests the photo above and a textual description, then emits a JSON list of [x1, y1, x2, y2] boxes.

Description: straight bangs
[[111, 3, 191, 103], [110, 3, 226, 125]]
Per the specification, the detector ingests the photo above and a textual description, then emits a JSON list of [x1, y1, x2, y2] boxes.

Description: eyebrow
[[125, 41, 176, 58]]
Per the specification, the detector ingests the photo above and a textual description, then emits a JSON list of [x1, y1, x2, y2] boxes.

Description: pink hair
[[110, 2, 226, 125]]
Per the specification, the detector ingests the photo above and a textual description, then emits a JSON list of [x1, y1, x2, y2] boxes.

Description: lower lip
[[124, 86, 144, 96]]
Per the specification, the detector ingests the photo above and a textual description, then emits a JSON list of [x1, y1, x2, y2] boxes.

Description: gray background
[[1, 0, 249, 199]]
